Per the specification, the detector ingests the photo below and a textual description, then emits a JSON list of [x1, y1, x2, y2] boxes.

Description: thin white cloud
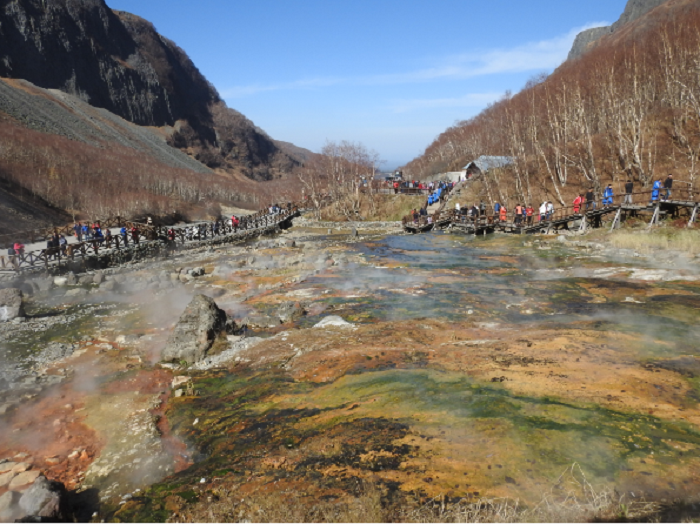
[[220, 77, 343, 98], [222, 22, 610, 98], [390, 92, 504, 114]]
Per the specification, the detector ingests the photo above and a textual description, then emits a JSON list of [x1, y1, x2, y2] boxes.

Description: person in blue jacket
[[603, 184, 614, 207], [651, 179, 661, 202]]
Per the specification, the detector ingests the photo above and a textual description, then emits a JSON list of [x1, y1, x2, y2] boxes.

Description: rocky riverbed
[[1, 221, 700, 521]]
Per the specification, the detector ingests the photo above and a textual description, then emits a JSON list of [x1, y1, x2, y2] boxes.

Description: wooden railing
[[0, 216, 126, 249], [0, 204, 302, 273], [403, 187, 700, 233]]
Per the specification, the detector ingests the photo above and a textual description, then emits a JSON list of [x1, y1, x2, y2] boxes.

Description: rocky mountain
[[568, 0, 669, 60], [0, 0, 300, 180]]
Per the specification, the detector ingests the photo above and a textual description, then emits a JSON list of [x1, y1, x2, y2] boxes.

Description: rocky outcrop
[[0, 288, 24, 322], [567, 26, 611, 61], [162, 294, 233, 364], [567, 0, 669, 60], [611, 0, 669, 31]]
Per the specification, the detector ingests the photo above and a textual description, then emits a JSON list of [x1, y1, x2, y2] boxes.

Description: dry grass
[[364, 194, 427, 222], [608, 228, 700, 255], [170, 465, 666, 523], [171, 482, 388, 523], [319, 194, 427, 222], [408, 464, 662, 523]]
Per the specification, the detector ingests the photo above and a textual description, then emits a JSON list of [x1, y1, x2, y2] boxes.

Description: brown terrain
[[0, 0, 314, 233]]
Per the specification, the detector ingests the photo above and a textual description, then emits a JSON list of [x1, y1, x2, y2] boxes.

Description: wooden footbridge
[[403, 189, 700, 236], [0, 205, 301, 275]]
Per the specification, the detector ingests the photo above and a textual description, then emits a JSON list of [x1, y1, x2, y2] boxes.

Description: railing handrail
[[0, 203, 304, 273]]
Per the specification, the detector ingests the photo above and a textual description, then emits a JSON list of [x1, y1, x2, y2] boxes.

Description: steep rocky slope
[[0, 78, 212, 174], [0, 0, 299, 180], [568, 0, 669, 60]]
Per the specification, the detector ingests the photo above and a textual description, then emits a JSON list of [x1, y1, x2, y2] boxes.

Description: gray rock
[[93, 273, 105, 285], [18, 475, 65, 520], [162, 295, 233, 364], [278, 238, 296, 248], [612, 0, 668, 31], [35, 278, 54, 292], [0, 288, 24, 322], [313, 316, 354, 329], [65, 288, 88, 297], [245, 313, 279, 329], [568, 0, 667, 60], [65, 272, 77, 285], [191, 267, 205, 277], [53, 276, 68, 287], [567, 26, 610, 60], [101, 281, 117, 291], [37, 342, 74, 363], [0, 490, 21, 522], [78, 275, 94, 285], [277, 302, 306, 324]]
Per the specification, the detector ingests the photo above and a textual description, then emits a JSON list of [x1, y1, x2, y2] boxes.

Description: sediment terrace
[[1, 221, 700, 521]]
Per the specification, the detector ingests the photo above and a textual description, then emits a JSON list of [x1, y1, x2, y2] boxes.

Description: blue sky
[[108, 0, 627, 169]]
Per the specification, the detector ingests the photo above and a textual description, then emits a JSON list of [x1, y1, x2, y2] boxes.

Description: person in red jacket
[[573, 193, 583, 213]]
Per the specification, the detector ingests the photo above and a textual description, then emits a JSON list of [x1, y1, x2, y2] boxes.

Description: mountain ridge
[[568, 0, 669, 60], [0, 0, 301, 180]]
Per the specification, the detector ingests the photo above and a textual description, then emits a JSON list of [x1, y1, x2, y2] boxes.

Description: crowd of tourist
[[5, 203, 295, 268]]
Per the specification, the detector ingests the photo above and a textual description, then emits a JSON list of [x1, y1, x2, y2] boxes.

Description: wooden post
[[647, 204, 660, 229], [609, 208, 622, 232], [688, 204, 698, 229], [579, 215, 587, 234]]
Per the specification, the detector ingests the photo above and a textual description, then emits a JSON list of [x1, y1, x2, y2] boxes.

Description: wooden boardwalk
[[403, 190, 700, 236], [0, 206, 301, 275]]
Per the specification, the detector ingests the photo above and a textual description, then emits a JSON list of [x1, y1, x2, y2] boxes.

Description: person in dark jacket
[[663, 174, 673, 201], [585, 188, 596, 211], [624, 179, 633, 205]]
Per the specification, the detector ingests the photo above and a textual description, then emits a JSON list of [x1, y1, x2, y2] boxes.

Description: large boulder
[[18, 475, 66, 520], [162, 295, 232, 364], [0, 490, 21, 522], [0, 288, 24, 322], [277, 301, 306, 324]]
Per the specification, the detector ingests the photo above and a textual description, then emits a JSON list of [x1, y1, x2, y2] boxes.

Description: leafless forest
[[403, 4, 700, 208]]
